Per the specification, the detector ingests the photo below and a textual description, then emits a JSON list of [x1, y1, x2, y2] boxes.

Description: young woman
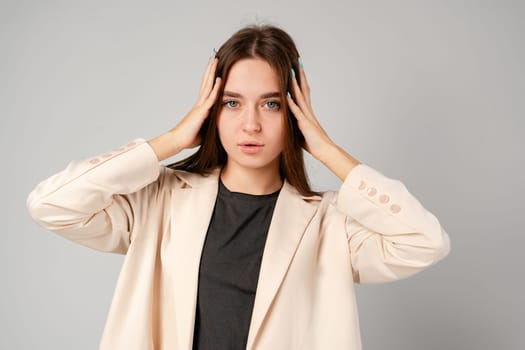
[[27, 25, 450, 350]]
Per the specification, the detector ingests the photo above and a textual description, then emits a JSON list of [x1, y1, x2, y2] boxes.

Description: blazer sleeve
[[26, 138, 161, 254], [335, 163, 451, 284]]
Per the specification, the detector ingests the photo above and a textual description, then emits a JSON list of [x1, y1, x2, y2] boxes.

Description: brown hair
[[167, 24, 317, 196]]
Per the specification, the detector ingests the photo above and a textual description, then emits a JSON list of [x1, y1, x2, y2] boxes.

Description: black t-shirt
[[192, 179, 281, 350]]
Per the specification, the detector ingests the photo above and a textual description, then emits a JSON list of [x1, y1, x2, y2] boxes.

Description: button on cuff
[[379, 194, 390, 203], [390, 204, 401, 213]]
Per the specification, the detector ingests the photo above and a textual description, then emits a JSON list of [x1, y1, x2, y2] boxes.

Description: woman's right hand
[[148, 56, 222, 161]]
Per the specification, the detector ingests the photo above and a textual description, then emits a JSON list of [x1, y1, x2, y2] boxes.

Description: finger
[[198, 58, 219, 104], [298, 65, 312, 107], [202, 50, 217, 83], [203, 77, 222, 109], [201, 57, 218, 96], [290, 72, 314, 120], [291, 72, 322, 128], [287, 92, 307, 123], [198, 56, 215, 94]]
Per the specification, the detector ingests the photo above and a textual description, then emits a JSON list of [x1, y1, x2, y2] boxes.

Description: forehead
[[224, 58, 280, 94]]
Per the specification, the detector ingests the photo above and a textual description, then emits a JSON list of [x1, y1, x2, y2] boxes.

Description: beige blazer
[[26, 138, 450, 350]]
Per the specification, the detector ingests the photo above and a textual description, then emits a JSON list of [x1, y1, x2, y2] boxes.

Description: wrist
[[318, 143, 361, 181], [314, 141, 339, 163], [148, 131, 182, 162]]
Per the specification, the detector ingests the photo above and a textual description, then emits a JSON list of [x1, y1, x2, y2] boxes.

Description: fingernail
[[287, 91, 291, 99], [298, 57, 304, 69], [291, 68, 296, 78]]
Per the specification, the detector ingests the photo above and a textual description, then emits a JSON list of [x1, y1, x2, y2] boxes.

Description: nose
[[242, 105, 261, 133]]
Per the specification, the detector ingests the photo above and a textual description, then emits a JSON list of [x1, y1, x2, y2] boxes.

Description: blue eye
[[265, 101, 281, 110], [223, 100, 239, 108]]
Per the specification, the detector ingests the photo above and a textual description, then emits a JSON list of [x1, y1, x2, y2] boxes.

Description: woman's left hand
[[287, 65, 335, 161], [287, 63, 362, 180]]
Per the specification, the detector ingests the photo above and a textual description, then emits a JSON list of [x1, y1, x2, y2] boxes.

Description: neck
[[220, 162, 283, 195]]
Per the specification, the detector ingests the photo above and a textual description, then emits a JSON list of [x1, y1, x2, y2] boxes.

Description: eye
[[264, 100, 281, 110], [223, 100, 239, 108]]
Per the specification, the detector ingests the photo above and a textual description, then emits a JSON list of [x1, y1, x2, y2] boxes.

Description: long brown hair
[[167, 24, 317, 196]]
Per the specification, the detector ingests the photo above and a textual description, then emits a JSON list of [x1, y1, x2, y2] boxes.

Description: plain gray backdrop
[[2, 0, 524, 349]]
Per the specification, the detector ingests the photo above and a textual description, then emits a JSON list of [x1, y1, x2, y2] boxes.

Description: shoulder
[[156, 166, 220, 190], [281, 180, 339, 209]]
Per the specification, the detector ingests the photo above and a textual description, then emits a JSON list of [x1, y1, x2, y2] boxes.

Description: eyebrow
[[223, 91, 281, 99]]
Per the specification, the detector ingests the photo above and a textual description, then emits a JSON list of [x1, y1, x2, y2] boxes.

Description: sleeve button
[[358, 181, 366, 190], [379, 194, 390, 203], [366, 187, 377, 196], [89, 158, 100, 164], [126, 142, 136, 147], [101, 153, 112, 158], [390, 204, 401, 213]]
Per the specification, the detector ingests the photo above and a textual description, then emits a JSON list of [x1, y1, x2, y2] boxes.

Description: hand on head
[[169, 54, 222, 151], [286, 62, 334, 161]]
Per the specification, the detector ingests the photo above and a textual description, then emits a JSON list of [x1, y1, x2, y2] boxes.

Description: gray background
[[2, 0, 523, 349]]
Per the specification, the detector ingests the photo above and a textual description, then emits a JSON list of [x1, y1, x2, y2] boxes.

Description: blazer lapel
[[246, 181, 321, 349], [165, 169, 220, 350]]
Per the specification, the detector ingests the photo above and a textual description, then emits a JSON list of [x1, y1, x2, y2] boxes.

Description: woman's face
[[217, 58, 285, 175]]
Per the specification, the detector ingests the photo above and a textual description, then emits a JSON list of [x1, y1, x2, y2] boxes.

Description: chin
[[229, 155, 281, 172]]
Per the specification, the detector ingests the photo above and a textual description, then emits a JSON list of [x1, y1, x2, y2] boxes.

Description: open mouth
[[239, 142, 264, 153]]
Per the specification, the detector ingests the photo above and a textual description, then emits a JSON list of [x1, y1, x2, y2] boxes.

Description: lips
[[239, 141, 263, 146], [238, 141, 264, 154]]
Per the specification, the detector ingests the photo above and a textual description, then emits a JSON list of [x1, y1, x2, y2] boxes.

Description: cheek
[[267, 117, 286, 148], [216, 116, 233, 146], [274, 116, 286, 138], [216, 113, 226, 134]]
